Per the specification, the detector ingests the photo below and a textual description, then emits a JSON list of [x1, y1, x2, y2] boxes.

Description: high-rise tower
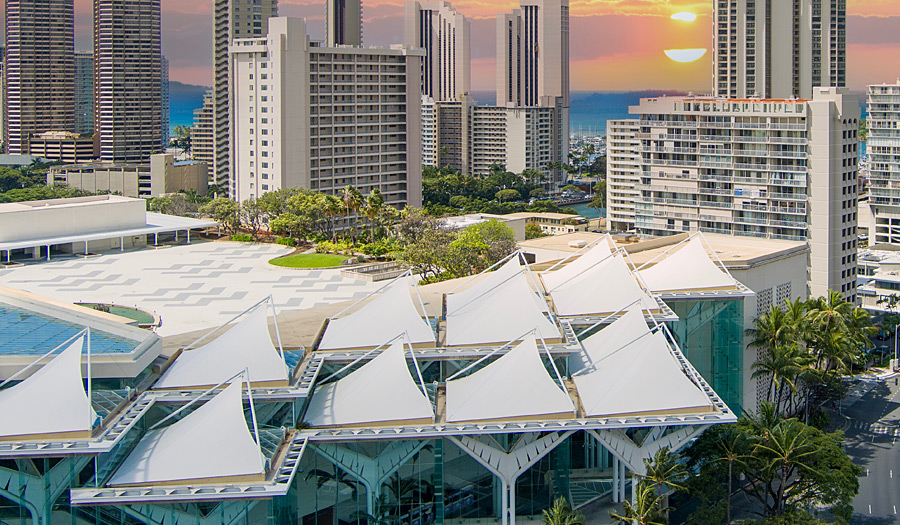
[[326, 0, 362, 47], [3, 0, 75, 155], [496, 0, 569, 108], [213, 0, 278, 195], [74, 50, 94, 136], [713, 0, 846, 99], [404, 1, 469, 102], [93, 0, 162, 162]]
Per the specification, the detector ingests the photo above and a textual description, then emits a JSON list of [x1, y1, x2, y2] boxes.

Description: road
[[843, 377, 900, 524]]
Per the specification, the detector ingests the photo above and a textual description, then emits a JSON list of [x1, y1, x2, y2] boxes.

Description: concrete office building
[[74, 50, 94, 136], [161, 56, 170, 148], [404, 1, 470, 102], [93, 0, 163, 162], [3, 0, 76, 155], [326, 0, 362, 47], [713, 0, 846, 99], [421, 95, 566, 181], [867, 80, 900, 245], [229, 17, 424, 207], [213, 0, 278, 194], [192, 90, 215, 182], [27, 131, 97, 164], [496, 0, 569, 108], [606, 88, 860, 301], [49, 154, 208, 199]]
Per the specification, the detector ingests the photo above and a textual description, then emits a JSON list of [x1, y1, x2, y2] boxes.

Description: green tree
[[495, 188, 521, 203], [542, 497, 585, 525], [240, 198, 265, 240], [526, 223, 547, 239], [199, 197, 240, 234], [561, 184, 581, 194], [588, 180, 606, 210], [642, 447, 687, 518], [173, 125, 192, 156], [610, 479, 665, 525]]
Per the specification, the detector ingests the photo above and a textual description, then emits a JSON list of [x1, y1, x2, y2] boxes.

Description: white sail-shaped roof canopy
[[571, 307, 652, 374], [304, 341, 434, 427], [546, 253, 658, 317], [108, 381, 264, 487], [638, 237, 738, 293], [444, 271, 560, 347], [449, 255, 549, 314], [154, 304, 288, 389], [317, 278, 435, 351], [540, 236, 614, 292], [445, 336, 575, 423], [0, 336, 97, 440], [573, 331, 715, 418]]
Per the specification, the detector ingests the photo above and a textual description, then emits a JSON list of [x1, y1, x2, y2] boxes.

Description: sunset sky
[[67, 0, 900, 92]]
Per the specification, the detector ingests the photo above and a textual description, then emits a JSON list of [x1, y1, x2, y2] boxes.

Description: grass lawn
[[269, 253, 350, 268]]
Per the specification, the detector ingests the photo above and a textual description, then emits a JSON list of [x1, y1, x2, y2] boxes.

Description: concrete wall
[[0, 196, 146, 243]]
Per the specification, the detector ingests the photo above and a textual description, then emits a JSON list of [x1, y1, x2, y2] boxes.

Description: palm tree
[[542, 497, 585, 525], [751, 343, 804, 415], [306, 466, 360, 525], [609, 480, 665, 525], [341, 185, 364, 243], [642, 447, 686, 518], [364, 189, 384, 241], [714, 428, 750, 524]]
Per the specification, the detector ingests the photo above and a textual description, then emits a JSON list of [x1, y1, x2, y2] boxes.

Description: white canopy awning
[[305, 341, 434, 427], [445, 272, 559, 347], [574, 331, 714, 418], [154, 305, 287, 389], [638, 237, 737, 292], [571, 307, 652, 374], [445, 336, 575, 423], [318, 279, 435, 350], [549, 254, 658, 317], [0, 337, 96, 439], [540, 236, 614, 292], [450, 256, 548, 313], [109, 381, 264, 486]]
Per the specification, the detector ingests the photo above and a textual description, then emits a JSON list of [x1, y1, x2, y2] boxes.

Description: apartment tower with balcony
[[867, 80, 900, 245]]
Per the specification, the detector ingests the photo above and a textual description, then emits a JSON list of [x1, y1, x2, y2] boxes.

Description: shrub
[[232, 234, 252, 242], [315, 240, 352, 254], [276, 237, 296, 247]]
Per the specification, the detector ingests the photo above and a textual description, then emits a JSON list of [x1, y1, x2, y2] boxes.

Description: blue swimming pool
[[0, 304, 141, 356]]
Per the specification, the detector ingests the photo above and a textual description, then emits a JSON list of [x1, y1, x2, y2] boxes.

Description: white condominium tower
[[326, 0, 362, 47], [607, 88, 860, 301], [93, 0, 162, 162], [867, 80, 900, 245], [3, 0, 75, 155], [213, 0, 278, 191], [713, 0, 846, 99], [496, 0, 569, 108], [229, 17, 424, 207], [404, 1, 470, 102]]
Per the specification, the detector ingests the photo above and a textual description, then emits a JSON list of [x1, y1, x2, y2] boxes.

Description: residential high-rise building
[[404, 1, 469, 102], [867, 80, 900, 245], [213, 0, 278, 195], [606, 88, 860, 301], [496, 0, 569, 108], [161, 56, 169, 149], [93, 0, 162, 162], [192, 90, 215, 183], [3, 0, 75, 155], [713, 0, 846, 99], [74, 50, 94, 136], [326, 0, 362, 47], [229, 17, 423, 207]]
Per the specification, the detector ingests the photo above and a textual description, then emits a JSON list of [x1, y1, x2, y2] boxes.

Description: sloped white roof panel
[[446, 273, 559, 346], [574, 332, 713, 418], [445, 336, 574, 423], [0, 337, 96, 438], [540, 237, 614, 292], [318, 279, 435, 350], [550, 254, 657, 317], [155, 305, 287, 389], [451, 257, 549, 314], [571, 307, 652, 374], [305, 341, 434, 427], [109, 381, 264, 486], [638, 237, 736, 292]]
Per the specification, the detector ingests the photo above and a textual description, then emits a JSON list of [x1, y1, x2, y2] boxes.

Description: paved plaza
[[0, 241, 380, 337]]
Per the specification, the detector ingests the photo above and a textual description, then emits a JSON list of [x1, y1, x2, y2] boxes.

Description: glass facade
[[666, 297, 745, 415]]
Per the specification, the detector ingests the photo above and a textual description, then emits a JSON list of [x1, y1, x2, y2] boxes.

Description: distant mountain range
[[169, 82, 210, 130]]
